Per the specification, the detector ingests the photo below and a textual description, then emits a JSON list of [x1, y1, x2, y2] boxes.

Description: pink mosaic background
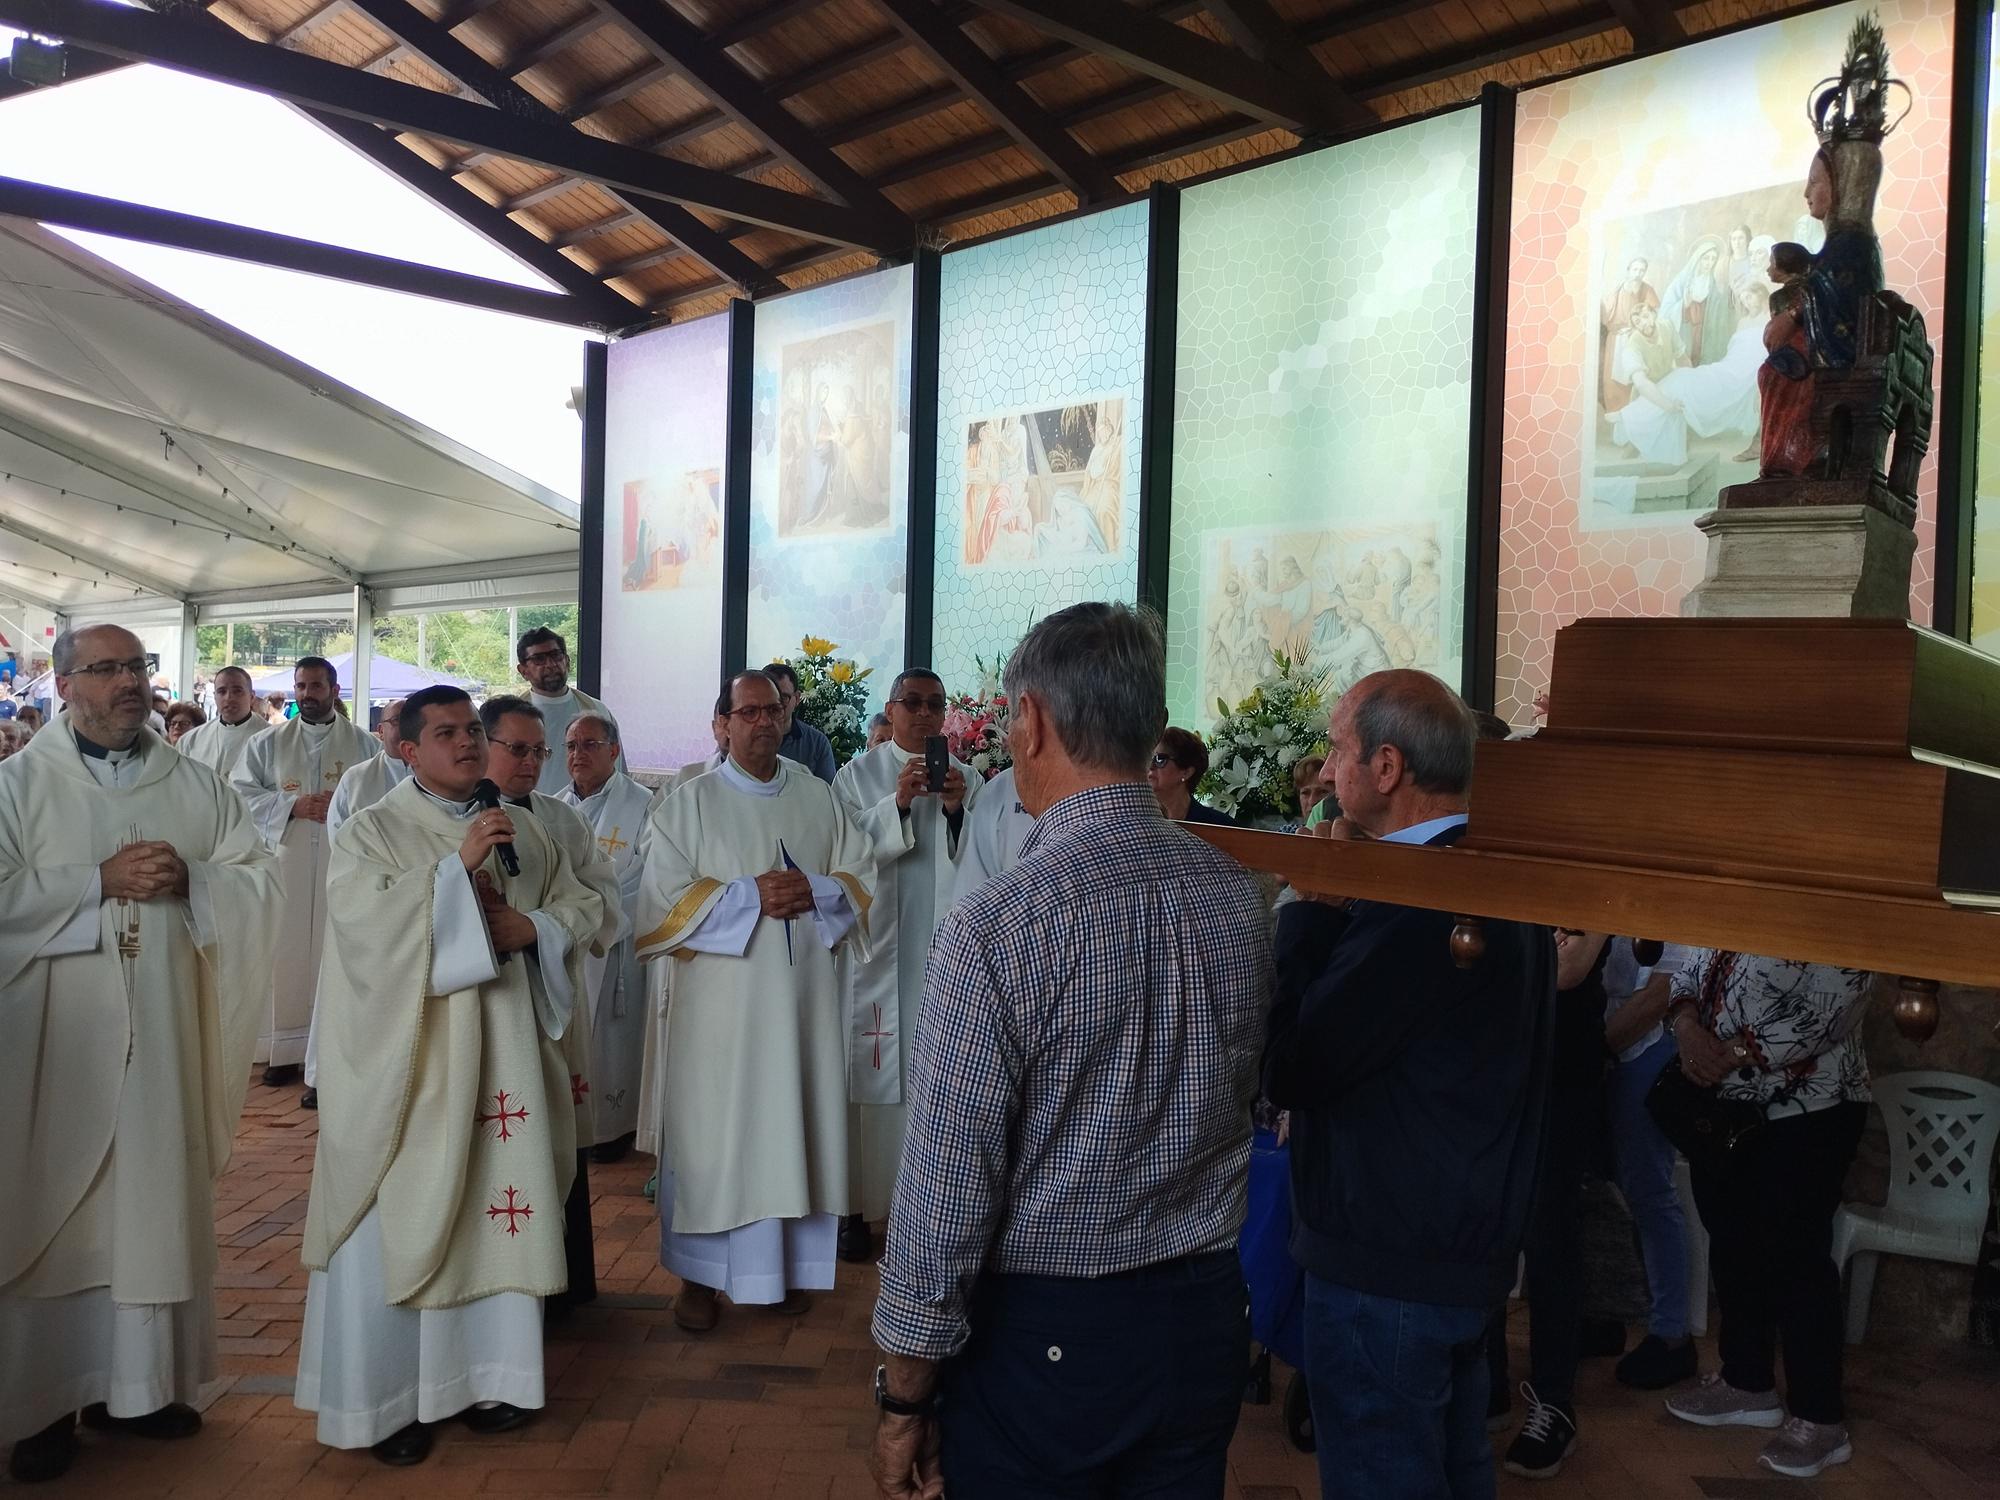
[[1497, 0, 1954, 722]]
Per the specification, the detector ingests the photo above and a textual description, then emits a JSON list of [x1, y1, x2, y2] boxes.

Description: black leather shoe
[[589, 1132, 634, 1164], [1616, 1333, 1700, 1390], [82, 1402, 202, 1440], [8, 1414, 77, 1484], [262, 1064, 301, 1088], [370, 1422, 433, 1467], [300, 1087, 318, 1110], [460, 1403, 533, 1436], [836, 1213, 873, 1264]]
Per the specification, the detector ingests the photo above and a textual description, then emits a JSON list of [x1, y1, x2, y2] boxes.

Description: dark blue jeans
[[939, 1250, 1249, 1499], [1304, 1276, 1494, 1500]]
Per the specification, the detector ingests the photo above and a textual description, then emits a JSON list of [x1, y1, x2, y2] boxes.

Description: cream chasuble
[[949, 766, 1036, 910], [231, 713, 381, 1067], [636, 759, 874, 1287], [833, 741, 979, 1220], [519, 790, 617, 1143], [0, 720, 282, 1442], [634, 759, 717, 1163], [175, 712, 266, 783], [303, 754, 413, 1086], [558, 771, 657, 1145]]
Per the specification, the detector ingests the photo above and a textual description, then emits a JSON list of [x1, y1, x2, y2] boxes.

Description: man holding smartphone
[[834, 670, 980, 1263]]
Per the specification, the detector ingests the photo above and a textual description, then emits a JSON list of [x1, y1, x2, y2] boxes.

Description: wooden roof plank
[[1603, 0, 1686, 50]]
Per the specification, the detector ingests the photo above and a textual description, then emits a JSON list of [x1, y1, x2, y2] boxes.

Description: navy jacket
[[1262, 825, 1555, 1309]]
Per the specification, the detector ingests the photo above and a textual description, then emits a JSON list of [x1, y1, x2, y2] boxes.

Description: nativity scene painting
[[775, 321, 898, 538], [1582, 180, 1824, 526], [960, 397, 1125, 568], [1197, 522, 1444, 718]]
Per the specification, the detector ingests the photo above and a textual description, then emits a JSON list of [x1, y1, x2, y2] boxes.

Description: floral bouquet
[[1200, 652, 1329, 821], [775, 635, 872, 764], [942, 652, 1011, 780]]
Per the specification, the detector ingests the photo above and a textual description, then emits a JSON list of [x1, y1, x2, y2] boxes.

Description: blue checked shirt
[[871, 780, 1273, 1360]]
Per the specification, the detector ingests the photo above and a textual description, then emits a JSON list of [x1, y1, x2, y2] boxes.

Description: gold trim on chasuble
[[637, 876, 724, 953], [831, 872, 871, 935]]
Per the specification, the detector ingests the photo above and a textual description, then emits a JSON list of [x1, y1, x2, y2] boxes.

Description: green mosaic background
[[1166, 109, 1480, 732]]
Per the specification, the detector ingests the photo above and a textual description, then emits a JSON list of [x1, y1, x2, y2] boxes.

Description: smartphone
[[925, 734, 949, 793]]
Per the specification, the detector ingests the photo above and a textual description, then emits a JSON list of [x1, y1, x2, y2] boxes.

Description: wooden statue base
[[1680, 503, 1915, 621]]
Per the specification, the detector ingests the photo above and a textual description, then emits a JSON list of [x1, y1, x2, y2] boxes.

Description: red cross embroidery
[[571, 1072, 590, 1106], [863, 1003, 891, 1071], [486, 1186, 533, 1236], [475, 1089, 529, 1142]]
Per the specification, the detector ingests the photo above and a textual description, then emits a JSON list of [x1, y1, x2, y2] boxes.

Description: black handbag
[[1645, 1062, 1766, 1160]]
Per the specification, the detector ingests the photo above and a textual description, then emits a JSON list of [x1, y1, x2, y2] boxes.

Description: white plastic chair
[[1834, 1071, 2000, 1343]]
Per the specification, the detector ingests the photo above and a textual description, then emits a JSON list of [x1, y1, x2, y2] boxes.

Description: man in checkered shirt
[[867, 602, 1272, 1500]]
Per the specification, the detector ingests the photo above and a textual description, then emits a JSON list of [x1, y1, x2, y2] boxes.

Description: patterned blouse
[[1669, 950, 1872, 1111]]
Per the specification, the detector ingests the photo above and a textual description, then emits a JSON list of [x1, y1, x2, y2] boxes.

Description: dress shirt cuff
[[676, 877, 759, 956], [804, 871, 856, 950], [870, 1279, 971, 1362], [41, 868, 103, 958]]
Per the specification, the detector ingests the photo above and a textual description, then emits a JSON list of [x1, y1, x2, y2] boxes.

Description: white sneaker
[[1758, 1417, 1853, 1478], [1664, 1372, 1785, 1429]]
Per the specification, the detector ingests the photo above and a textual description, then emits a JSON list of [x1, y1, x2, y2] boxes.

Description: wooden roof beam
[[1199, 0, 1343, 98], [1604, 0, 1685, 52], [587, 0, 903, 217], [874, 0, 1118, 203], [960, 0, 1367, 132]]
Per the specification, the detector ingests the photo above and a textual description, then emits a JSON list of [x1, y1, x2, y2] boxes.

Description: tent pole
[[224, 621, 235, 667], [177, 601, 198, 702], [351, 586, 374, 725], [416, 612, 428, 672]]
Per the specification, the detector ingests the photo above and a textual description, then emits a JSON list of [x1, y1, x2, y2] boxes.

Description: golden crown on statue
[[1810, 12, 1910, 145]]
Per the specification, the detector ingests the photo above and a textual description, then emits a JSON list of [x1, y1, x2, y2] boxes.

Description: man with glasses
[[557, 714, 659, 1165], [177, 665, 266, 780], [763, 661, 837, 783], [232, 656, 380, 1091], [1, 625, 283, 1485], [833, 668, 979, 1263], [636, 670, 876, 1332], [514, 628, 621, 796], [481, 696, 621, 1313]]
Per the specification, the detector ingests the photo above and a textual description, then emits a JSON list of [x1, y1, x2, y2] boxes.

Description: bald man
[[176, 665, 266, 781]]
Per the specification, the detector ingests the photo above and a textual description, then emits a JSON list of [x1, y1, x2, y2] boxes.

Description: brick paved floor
[[14, 1076, 1999, 1498]]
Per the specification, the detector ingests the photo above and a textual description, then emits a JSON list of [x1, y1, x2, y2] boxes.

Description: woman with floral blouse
[[1660, 950, 1871, 1480]]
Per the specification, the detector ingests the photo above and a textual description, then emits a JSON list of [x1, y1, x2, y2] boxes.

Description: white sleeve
[[524, 910, 574, 1041], [676, 876, 760, 957], [803, 870, 856, 950], [38, 869, 103, 957], [326, 772, 358, 839], [184, 860, 219, 949], [428, 854, 500, 996]]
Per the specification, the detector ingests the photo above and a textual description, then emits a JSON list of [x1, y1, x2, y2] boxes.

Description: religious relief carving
[[1728, 15, 1932, 526]]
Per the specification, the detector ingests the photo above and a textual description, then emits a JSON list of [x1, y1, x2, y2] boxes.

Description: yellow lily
[[800, 635, 837, 657], [828, 662, 855, 684]]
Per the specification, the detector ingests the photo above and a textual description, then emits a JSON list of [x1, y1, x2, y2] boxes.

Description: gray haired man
[[869, 602, 1271, 1499]]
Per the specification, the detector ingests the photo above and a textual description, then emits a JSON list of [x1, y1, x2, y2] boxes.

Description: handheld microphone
[[471, 778, 522, 877]]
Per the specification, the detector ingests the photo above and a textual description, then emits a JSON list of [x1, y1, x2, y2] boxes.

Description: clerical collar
[[74, 728, 141, 761], [508, 792, 535, 808], [223, 715, 255, 728], [411, 777, 480, 815], [720, 755, 783, 797]]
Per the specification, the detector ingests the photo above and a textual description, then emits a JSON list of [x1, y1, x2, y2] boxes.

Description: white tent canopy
[[0, 220, 580, 617]]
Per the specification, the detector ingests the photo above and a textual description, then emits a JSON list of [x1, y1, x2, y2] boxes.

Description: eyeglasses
[[893, 695, 947, 714], [491, 738, 553, 762], [521, 649, 566, 666], [566, 738, 614, 753], [727, 704, 784, 723], [1150, 752, 1175, 768], [65, 657, 150, 682]]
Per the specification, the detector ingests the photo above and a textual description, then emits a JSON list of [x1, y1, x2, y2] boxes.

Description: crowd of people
[[0, 604, 1880, 1498]]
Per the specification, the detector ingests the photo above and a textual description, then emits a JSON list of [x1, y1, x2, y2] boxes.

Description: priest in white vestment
[[231, 656, 380, 1087], [296, 687, 605, 1467], [558, 713, 659, 1161], [636, 670, 876, 1332], [833, 669, 978, 1255], [514, 627, 622, 795], [0, 626, 282, 1485], [174, 664, 265, 782], [949, 764, 1036, 909]]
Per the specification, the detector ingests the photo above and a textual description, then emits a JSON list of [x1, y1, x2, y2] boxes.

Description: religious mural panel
[[1167, 107, 1478, 730], [933, 202, 1149, 691], [748, 264, 913, 690], [1498, 0, 1953, 723], [601, 312, 730, 771], [1974, 9, 2000, 658]]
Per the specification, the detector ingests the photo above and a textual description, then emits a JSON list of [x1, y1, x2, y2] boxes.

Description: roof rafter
[[339, 0, 778, 290], [964, 0, 1368, 133], [1198, 0, 1342, 100], [0, 0, 904, 252], [873, 0, 1120, 203], [1604, 0, 1686, 52], [587, 0, 905, 219]]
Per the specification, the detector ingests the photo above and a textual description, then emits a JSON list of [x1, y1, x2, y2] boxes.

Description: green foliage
[[1200, 651, 1330, 822]]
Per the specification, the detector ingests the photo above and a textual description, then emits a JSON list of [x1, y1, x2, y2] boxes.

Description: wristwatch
[[873, 1364, 936, 1418]]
